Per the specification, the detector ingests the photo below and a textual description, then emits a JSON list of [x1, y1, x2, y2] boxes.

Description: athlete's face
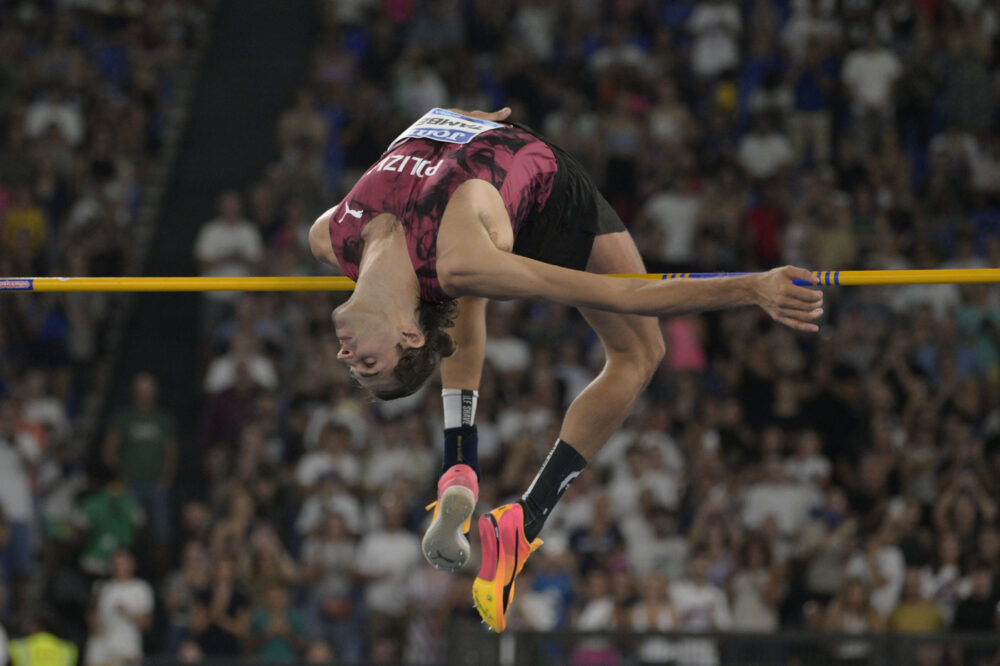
[[332, 302, 414, 393]]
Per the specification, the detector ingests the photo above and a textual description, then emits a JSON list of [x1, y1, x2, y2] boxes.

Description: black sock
[[519, 439, 587, 541], [442, 425, 480, 478]]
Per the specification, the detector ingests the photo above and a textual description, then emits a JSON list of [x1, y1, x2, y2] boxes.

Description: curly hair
[[372, 299, 458, 400]]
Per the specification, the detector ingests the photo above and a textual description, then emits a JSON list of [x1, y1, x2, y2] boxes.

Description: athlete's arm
[[309, 210, 343, 273], [437, 186, 823, 331], [440, 296, 488, 390]]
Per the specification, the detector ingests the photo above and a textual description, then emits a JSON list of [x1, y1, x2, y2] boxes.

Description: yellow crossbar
[[0, 269, 998, 292]]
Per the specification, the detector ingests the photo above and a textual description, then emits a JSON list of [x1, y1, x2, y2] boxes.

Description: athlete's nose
[[337, 347, 354, 360]]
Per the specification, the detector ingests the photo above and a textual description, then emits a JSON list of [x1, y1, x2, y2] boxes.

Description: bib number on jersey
[[388, 108, 503, 148]]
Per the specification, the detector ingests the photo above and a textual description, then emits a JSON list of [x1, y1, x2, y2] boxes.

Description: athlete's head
[[333, 297, 457, 399]]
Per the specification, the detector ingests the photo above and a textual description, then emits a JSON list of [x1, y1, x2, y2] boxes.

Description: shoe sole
[[422, 485, 475, 571]]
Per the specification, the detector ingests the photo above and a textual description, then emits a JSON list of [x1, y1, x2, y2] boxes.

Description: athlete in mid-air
[[309, 107, 823, 631]]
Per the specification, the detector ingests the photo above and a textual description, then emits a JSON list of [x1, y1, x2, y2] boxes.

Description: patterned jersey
[[327, 123, 558, 302]]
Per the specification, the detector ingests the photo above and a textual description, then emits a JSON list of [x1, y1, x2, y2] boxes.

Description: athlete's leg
[[560, 230, 665, 455], [423, 296, 488, 572], [473, 230, 664, 632]]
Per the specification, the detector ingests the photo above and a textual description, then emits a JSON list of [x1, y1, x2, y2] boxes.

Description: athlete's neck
[[345, 214, 420, 323]]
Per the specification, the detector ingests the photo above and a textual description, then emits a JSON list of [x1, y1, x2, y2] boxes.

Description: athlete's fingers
[[785, 266, 819, 285], [473, 107, 511, 122], [447, 107, 511, 122], [783, 285, 824, 305], [779, 307, 824, 321], [775, 313, 820, 333]]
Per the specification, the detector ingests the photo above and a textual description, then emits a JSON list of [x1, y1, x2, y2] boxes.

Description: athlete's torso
[[327, 111, 558, 302]]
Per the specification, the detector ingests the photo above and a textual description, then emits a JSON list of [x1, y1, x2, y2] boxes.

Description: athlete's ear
[[400, 326, 426, 349]]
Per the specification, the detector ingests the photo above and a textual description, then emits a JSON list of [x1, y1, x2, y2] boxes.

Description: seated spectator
[[73, 477, 144, 577], [248, 581, 306, 661], [952, 559, 1000, 665], [952, 559, 1000, 632], [741, 455, 820, 540], [569, 568, 621, 666], [824, 578, 884, 661], [738, 112, 794, 180], [190, 556, 250, 656], [204, 332, 278, 394], [670, 550, 731, 666], [162, 542, 211, 650], [301, 511, 358, 660], [84, 550, 154, 666], [629, 572, 678, 664], [888, 568, 944, 633], [730, 532, 784, 631], [355, 493, 421, 658], [295, 422, 361, 491]]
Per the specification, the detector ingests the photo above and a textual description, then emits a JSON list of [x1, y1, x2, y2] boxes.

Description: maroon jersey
[[327, 124, 558, 302]]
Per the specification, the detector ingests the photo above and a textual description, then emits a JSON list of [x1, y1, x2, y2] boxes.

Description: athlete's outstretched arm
[[441, 246, 823, 332], [440, 296, 488, 390]]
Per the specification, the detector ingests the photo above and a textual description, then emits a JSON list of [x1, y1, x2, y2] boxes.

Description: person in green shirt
[[74, 479, 144, 577], [102, 373, 178, 549], [248, 582, 306, 661]]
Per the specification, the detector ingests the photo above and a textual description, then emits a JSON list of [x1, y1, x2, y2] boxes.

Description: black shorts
[[509, 123, 626, 272]]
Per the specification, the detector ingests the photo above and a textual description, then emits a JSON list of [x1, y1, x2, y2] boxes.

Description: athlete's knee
[[606, 325, 664, 385]]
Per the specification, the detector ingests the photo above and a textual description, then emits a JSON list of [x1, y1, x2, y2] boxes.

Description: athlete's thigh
[[581, 231, 663, 356]]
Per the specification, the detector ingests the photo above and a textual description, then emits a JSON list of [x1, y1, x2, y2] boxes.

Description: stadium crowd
[[3, 0, 1000, 664]]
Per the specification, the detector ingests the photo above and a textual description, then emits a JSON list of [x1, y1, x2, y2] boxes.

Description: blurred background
[[1, 0, 1000, 664]]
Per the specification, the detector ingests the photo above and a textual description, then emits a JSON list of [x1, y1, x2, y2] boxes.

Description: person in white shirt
[[670, 551, 732, 666], [842, 34, 902, 116], [742, 455, 821, 537], [355, 494, 421, 654], [841, 33, 902, 153], [738, 113, 795, 180], [295, 422, 361, 490], [194, 191, 263, 284], [85, 549, 154, 666], [688, 0, 742, 79], [637, 179, 704, 269]]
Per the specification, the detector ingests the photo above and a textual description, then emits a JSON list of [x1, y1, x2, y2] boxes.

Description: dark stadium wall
[[110, 0, 319, 496]]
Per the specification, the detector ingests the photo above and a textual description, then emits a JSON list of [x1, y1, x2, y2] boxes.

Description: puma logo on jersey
[[338, 203, 364, 224]]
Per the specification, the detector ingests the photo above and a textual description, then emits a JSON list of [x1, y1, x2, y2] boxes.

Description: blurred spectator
[[738, 113, 794, 180], [569, 568, 621, 666], [193, 191, 264, 332], [248, 581, 306, 660], [0, 399, 40, 610], [190, 556, 250, 656], [73, 478, 144, 577], [670, 550, 732, 666], [824, 578, 884, 661], [84, 549, 153, 666], [9, 612, 76, 666], [730, 532, 784, 631], [688, 0, 742, 80], [888, 568, 944, 633], [301, 510, 359, 660], [951, 559, 1000, 632], [355, 493, 420, 657], [629, 572, 678, 664], [103, 373, 177, 559], [841, 33, 902, 153], [162, 542, 210, 651]]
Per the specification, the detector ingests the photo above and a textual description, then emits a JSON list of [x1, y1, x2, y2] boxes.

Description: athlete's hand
[[446, 107, 512, 123], [753, 266, 824, 332]]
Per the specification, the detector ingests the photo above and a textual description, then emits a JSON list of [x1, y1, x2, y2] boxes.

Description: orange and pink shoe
[[472, 503, 543, 632], [422, 464, 478, 571]]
